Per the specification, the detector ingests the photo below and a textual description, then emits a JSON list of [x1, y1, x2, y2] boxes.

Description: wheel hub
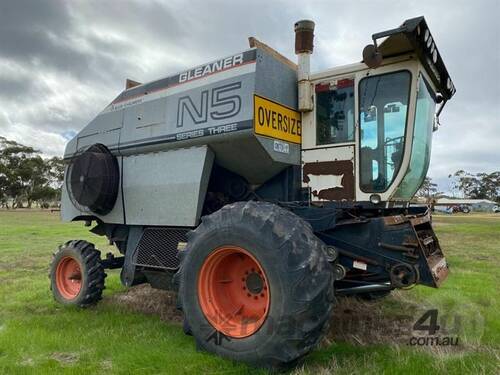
[[245, 272, 264, 294], [55, 256, 82, 300], [197, 246, 270, 338]]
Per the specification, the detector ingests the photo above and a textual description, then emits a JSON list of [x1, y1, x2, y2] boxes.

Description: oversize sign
[[253, 95, 302, 144]]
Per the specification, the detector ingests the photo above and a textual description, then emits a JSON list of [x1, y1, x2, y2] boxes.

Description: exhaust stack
[[294, 20, 315, 112]]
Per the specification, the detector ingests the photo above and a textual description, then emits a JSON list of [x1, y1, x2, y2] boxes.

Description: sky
[[0, 0, 498, 192]]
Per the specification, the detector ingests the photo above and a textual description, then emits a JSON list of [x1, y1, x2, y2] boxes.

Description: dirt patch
[[321, 293, 474, 356], [110, 285, 413, 344], [109, 284, 183, 324], [100, 359, 113, 370], [322, 294, 415, 347], [50, 352, 79, 365], [109, 286, 471, 356], [20, 358, 35, 366], [432, 222, 453, 226]]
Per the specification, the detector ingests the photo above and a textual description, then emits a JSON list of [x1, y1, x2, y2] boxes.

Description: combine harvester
[[50, 17, 454, 368]]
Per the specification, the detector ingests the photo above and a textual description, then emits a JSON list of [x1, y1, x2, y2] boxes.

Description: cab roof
[[374, 16, 456, 100]]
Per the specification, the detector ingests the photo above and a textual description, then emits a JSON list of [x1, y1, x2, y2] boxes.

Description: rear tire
[[176, 201, 335, 368], [50, 240, 106, 307]]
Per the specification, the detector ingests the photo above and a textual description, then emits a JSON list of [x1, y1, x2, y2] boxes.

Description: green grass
[[0, 211, 499, 374]]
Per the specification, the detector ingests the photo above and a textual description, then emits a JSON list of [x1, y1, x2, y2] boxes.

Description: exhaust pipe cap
[[294, 20, 315, 54]]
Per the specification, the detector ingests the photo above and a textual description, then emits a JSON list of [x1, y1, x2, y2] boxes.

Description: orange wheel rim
[[55, 257, 82, 299], [197, 246, 270, 338]]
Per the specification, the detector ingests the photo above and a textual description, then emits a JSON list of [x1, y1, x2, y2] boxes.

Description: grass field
[[0, 210, 498, 374]]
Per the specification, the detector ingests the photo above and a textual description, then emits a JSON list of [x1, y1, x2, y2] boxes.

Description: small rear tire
[[50, 240, 106, 307]]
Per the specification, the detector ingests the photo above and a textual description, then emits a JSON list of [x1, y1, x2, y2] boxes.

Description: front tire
[[50, 240, 106, 307], [176, 201, 334, 368]]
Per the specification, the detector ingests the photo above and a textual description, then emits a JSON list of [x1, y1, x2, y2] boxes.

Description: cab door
[[301, 77, 356, 201]]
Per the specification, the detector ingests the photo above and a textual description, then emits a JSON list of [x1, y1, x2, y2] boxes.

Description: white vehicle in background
[[493, 205, 500, 213]]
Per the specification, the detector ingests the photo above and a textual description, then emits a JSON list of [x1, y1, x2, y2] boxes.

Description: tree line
[[417, 171, 500, 202], [0, 137, 64, 209], [1, 136, 498, 208]]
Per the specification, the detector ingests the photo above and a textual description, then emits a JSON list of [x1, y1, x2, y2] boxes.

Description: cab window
[[359, 71, 411, 192], [316, 79, 355, 145]]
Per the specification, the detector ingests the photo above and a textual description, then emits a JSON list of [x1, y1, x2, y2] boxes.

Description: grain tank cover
[[62, 45, 300, 226], [65, 46, 300, 183]]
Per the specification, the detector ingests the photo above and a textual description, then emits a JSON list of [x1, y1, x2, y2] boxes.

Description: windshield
[[359, 71, 411, 192], [394, 75, 436, 199]]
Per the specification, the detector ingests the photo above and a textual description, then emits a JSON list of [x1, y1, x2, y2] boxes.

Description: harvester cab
[[297, 17, 455, 204], [50, 16, 455, 368]]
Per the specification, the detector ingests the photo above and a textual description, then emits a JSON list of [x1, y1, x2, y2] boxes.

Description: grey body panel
[[62, 47, 299, 226], [118, 73, 255, 149], [254, 48, 297, 109], [77, 110, 124, 152], [122, 146, 214, 226]]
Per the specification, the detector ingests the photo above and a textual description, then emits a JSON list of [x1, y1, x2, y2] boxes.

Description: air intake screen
[[68, 144, 119, 215]]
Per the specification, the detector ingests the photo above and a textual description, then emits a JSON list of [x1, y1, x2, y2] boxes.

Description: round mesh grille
[[67, 144, 119, 215]]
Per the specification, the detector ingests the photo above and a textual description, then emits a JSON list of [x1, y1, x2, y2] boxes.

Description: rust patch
[[294, 21, 314, 54], [410, 210, 431, 226], [427, 255, 449, 287], [383, 215, 407, 226], [303, 160, 354, 200]]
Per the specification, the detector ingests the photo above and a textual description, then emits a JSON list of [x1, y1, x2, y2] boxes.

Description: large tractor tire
[[176, 201, 335, 368], [50, 240, 106, 307]]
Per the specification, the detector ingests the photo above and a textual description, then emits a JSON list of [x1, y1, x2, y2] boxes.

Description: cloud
[[0, 0, 498, 194]]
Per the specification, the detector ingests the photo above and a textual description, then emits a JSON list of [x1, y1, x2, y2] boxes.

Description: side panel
[[118, 72, 256, 152], [254, 48, 297, 109], [302, 146, 355, 201], [122, 146, 214, 226], [76, 110, 123, 152]]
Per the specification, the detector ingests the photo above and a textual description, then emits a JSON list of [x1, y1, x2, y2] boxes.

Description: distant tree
[[0, 137, 38, 208], [47, 156, 65, 187], [416, 177, 440, 199], [0, 137, 64, 208], [452, 170, 500, 202]]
